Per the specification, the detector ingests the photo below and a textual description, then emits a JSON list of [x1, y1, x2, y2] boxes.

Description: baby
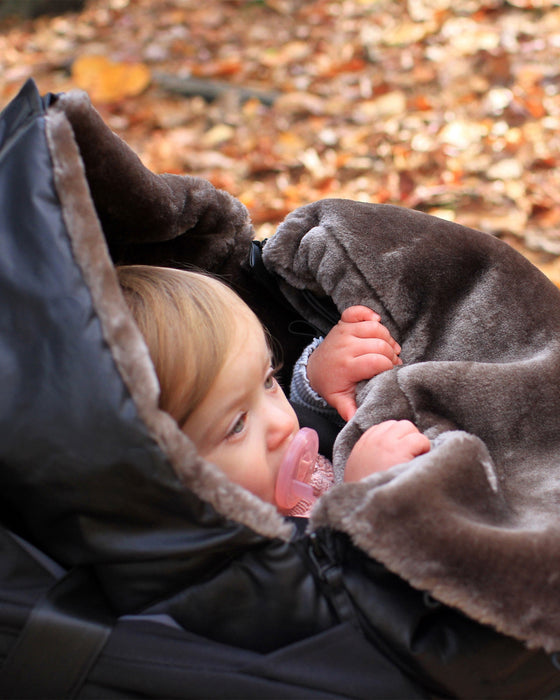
[[117, 265, 430, 514]]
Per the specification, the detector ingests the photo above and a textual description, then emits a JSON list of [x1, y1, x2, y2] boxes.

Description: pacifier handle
[[275, 428, 319, 511]]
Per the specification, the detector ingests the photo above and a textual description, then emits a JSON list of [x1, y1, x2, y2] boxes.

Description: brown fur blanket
[[262, 198, 560, 653], [45, 82, 560, 656]]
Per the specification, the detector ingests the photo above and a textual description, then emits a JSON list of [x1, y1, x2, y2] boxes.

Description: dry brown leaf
[[383, 21, 438, 46], [71, 55, 151, 103], [507, 0, 560, 6], [191, 58, 243, 78]]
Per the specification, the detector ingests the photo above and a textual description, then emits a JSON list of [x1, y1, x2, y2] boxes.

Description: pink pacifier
[[275, 427, 319, 511]]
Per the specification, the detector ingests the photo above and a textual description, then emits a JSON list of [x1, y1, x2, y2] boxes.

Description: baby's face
[[183, 313, 299, 505]]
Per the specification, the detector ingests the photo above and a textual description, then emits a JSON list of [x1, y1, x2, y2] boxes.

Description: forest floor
[[2, 0, 560, 282]]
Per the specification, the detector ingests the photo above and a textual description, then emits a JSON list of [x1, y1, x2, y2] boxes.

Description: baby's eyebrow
[[196, 406, 235, 449], [265, 333, 282, 368], [195, 390, 243, 446], [265, 353, 277, 373]]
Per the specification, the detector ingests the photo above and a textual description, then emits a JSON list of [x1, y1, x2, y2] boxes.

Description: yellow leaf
[[383, 21, 437, 46], [72, 55, 151, 103], [277, 131, 306, 154]]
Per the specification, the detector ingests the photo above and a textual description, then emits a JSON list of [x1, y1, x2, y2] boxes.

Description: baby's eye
[[228, 414, 247, 438], [264, 369, 278, 390]]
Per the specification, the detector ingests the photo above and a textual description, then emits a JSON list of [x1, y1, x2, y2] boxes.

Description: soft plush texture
[[262, 198, 560, 653], [56, 90, 255, 278]]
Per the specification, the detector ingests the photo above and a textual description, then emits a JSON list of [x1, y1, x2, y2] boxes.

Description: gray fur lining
[[264, 198, 560, 652]]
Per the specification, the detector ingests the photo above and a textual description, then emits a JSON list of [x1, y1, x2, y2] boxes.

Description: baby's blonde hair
[[117, 265, 253, 426]]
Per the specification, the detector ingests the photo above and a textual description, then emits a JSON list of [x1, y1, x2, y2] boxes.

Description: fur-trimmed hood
[[0, 80, 294, 612]]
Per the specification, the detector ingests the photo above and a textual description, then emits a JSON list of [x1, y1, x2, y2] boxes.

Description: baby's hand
[[307, 305, 401, 422], [344, 420, 430, 482]]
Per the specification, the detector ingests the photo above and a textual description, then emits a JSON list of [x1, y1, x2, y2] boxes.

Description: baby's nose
[[266, 404, 296, 451]]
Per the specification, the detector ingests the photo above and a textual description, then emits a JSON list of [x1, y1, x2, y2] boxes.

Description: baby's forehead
[[233, 314, 273, 362], [232, 306, 267, 343]]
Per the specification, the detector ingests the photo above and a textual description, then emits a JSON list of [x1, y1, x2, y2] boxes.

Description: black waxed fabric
[[0, 527, 420, 699], [0, 79, 558, 699]]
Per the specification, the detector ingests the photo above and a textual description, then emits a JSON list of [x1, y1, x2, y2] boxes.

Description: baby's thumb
[[336, 396, 357, 423]]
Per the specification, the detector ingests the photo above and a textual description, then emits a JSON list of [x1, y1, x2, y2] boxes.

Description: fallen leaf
[[486, 158, 524, 180], [383, 21, 438, 46], [201, 124, 235, 147], [191, 58, 242, 78], [72, 54, 150, 102]]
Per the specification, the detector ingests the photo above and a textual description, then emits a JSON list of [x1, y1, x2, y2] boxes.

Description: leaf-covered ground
[[2, 0, 560, 281]]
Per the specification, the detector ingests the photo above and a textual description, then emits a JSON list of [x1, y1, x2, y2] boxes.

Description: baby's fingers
[[402, 431, 431, 456], [350, 320, 402, 356], [352, 352, 396, 380], [341, 305, 381, 324], [386, 420, 430, 455], [368, 419, 411, 438], [351, 339, 402, 378]]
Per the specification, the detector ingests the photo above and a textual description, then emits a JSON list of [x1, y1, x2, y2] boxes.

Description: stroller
[[0, 79, 559, 698]]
